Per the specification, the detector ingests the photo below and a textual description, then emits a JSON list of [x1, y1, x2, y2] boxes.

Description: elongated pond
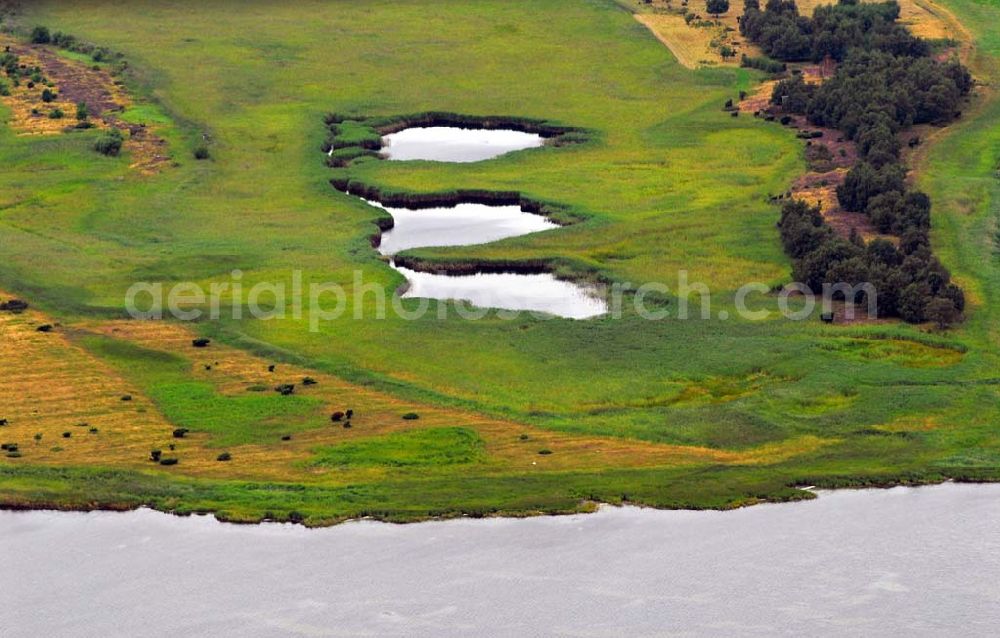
[[394, 265, 607, 319], [380, 126, 545, 162], [368, 200, 558, 255], [4, 483, 999, 636]]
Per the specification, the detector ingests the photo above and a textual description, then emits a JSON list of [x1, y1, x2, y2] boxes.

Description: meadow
[[0, 0, 999, 524]]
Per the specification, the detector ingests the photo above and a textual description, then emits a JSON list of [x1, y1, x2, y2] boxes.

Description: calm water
[[394, 265, 608, 319], [4, 483, 999, 637], [369, 200, 558, 256], [380, 126, 545, 162]]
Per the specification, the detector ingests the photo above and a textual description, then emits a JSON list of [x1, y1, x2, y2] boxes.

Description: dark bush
[[925, 297, 959, 328], [41, 87, 56, 102], [49, 108, 64, 119], [94, 129, 124, 156], [31, 26, 51, 44], [0, 299, 28, 313], [707, 0, 730, 16]]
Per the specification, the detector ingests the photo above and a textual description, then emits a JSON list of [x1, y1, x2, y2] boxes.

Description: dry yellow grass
[[634, 0, 754, 69], [0, 302, 175, 469], [633, 0, 961, 70], [0, 304, 832, 482]]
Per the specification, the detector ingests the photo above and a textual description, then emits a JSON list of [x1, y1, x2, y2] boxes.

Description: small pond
[[380, 126, 545, 162], [369, 200, 559, 255], [393, 265, 607, 319]]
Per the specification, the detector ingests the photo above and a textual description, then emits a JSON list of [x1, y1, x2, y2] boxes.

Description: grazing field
[[1, 0, 999, 524]]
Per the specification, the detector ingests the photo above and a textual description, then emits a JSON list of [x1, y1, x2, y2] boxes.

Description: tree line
[[740, 0, 971, 326]]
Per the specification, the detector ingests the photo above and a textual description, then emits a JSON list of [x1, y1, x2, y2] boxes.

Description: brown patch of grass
[[0, 35, 170, 174], [1, 309, 831, 481], [634, 1, 757, 70], [0, 299, 176, 469]]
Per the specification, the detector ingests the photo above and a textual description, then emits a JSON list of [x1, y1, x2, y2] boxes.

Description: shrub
[[0, 299, 28, 313], [707, 0, 730, 17], [217, 452, 232, 462], [41, 87, 56, 102], [34, 433, 42, 443], [75, 102, 89, 121], [519, 434, 529, 441], [94, 129, 124, 156], [30, 26, 51, 44], [402, 412, 420, 420], [925, 297, 959, 329], [49, 108, 64, 119], [740, 54, 786, 74]]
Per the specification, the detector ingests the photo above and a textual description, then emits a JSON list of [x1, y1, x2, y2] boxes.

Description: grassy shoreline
[[1, 0, 998, 523]]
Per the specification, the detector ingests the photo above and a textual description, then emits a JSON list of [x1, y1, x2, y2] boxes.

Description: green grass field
[[1, 0, 999, 524]]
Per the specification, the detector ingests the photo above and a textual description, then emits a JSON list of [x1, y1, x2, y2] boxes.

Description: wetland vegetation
[[0, 0, 999, 524]]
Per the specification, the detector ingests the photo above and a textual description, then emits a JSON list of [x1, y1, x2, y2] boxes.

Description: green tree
[[925, 297, 959, 329]]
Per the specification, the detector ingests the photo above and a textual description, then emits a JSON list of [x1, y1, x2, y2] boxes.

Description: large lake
[[4, 483, 999, 636]]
